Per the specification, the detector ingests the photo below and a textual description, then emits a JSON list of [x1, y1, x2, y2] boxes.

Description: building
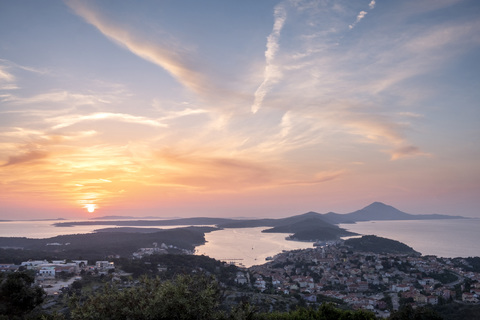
[[38, 267, 56, 278], [96, 261, 115, 270]]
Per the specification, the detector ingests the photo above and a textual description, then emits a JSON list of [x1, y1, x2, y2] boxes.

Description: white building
[[96, 261, 115, 270], [38, 267, 56, 278]]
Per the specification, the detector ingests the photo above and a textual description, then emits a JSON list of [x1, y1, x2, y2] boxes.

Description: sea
[[0, 218, 478, 268]]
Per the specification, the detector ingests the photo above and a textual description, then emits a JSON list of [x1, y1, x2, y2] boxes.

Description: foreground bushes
[[69, 274, 376, 320], [70, 274, 222, 320]]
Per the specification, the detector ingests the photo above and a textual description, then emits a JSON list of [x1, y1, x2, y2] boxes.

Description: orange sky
[[1, 0, 479, 219]]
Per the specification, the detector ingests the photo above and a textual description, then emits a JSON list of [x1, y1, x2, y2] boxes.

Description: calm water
[[339, 219, 480, 258], [0, 220, 194, 238], [195, 227, 313, 267], [1, 219, 478, 266]]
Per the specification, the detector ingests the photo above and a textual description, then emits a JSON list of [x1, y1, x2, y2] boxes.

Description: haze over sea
[[1, 218, 478, 267]]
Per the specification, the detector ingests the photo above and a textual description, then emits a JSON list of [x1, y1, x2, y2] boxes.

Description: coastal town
[[1, 238, 479, 318], [244, 240, 480, 317]]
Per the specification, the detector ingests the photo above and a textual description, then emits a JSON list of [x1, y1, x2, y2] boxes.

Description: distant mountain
[[320, 202, 466, 224], [90, 215, 177, 220], [55, 217, 233, 227], [52, 202, 466, 244]]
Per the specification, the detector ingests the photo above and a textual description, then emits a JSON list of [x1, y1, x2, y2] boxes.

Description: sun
[[85, 204, 96, 213]]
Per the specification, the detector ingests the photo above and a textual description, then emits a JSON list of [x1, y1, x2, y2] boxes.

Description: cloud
[[158, 108, 209, 121], [0, 67, 15, 82], [357, 11, 368, 22], [148, 147, 342, 191], [66, 0, 216, 99], [251, 3, 287, 113], [349, 11, 368, 29], [2, 150, 49, 167], [369, 1, 376, 9], [391, 145, 426, 160], [7, 90, 101, 106], [279, 170, 344, 186], [0, 58, 48, 75], [48, 112, 167, 129], [397, 112, 424, 119]]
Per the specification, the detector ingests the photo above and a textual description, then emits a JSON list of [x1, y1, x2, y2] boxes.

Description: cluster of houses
[[1, 259, 115, 278], [132, 242, 193, 259], [238, 242, 479, 317]]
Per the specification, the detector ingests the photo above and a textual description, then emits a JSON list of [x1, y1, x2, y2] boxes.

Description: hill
[[344, 235, 420, 255], [0, 226, 217, 260], [262, 216, 356, 241], [321, 202, 465, 224], [54, 202, 465, 229]]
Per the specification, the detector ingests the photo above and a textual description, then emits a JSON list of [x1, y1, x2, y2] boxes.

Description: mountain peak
[[363, 202, 389, 209], [348, 202, 411, 221]]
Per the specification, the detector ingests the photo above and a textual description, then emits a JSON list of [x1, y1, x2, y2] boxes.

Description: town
[[1, 237, 479, 319], [245, 240, 480, 318]]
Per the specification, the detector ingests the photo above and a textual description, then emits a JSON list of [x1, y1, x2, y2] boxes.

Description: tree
[[390, 305, 443, 320], [0, 271, 45, 317], [254, 304, 376, 320], [70, 274, 223, 319]]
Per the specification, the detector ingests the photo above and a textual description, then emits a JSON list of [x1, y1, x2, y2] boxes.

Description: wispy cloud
[[1, 150, 49, 167], [391, 145, 426, 161], [48, 112, 167, 129], [7, 90, 104, 106], [0, 58, 48, 75], [349, 0, 377, 30], [66, 0, 216, 99], [349, 10, 368, 29], [0, 66, 15, 82], [251, 3, 287, 113]]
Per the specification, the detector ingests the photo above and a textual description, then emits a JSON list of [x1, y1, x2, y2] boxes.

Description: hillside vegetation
[[345, 235, 420, 255]]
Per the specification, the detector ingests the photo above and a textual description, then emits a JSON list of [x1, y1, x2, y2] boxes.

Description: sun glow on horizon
[[85, 204, 96, 213]]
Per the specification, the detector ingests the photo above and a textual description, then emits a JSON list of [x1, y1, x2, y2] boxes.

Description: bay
[[195, 227, 313, 268], [339, 218, 480, 258], [1, 218, 478, 266]]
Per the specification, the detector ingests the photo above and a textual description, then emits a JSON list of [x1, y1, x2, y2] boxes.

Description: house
[[21, 260, 49, 269], [391, 284, 410, 292], [235, 272, 248, 285], [414, 294, 427, 304], [462, 293, 478, 303], [96, 261, 115, 270], [254, 277, 266, 291], [38, 267, 56, 278], [427, 296, 438, 305], [358, 281, 369, 292], [72, 260, 88, 268], [0, 264, 18, 272]]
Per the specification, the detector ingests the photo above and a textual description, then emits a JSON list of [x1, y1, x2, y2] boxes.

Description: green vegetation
[[115, 254, 238, 282], [263, 217, 356, 241], [0, 271, 45, 318], [69, 275, 376, 320], [0, 227, 212, 261], [253, 303, 375, 320], [344, 235, 419, 255], [70, 274, 223, 320], [432, 302, 480, 320], [389, 305, 443, 320], [426, 270, 458, 284]]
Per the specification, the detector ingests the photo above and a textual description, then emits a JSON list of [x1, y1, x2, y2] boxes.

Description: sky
[[0, 0, 479, 220]]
